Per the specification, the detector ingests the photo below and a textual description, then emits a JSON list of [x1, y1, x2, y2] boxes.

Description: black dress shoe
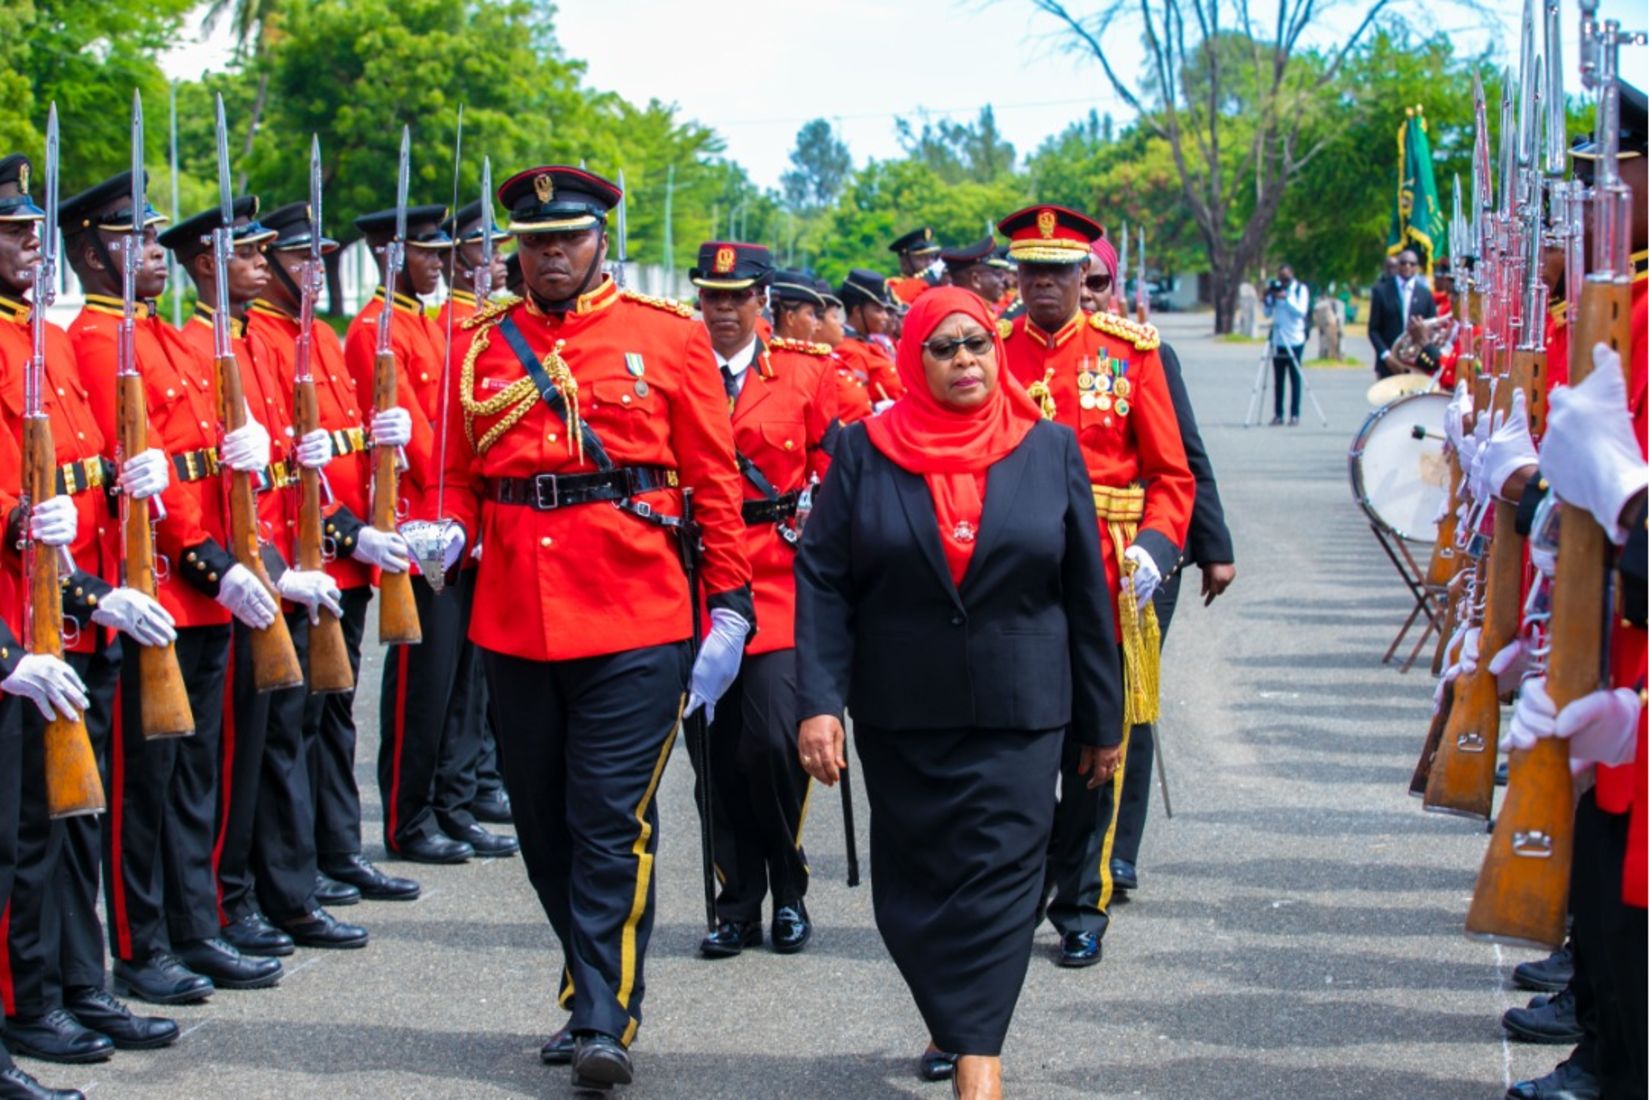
[[279, 909, 369, 950], [1513, 946, 1574, 993], [1502, 988, 1582, 1044], [111, 953, 214, 1006], [1495, 760, 1510, 787], [174, 937, 282, 990], [771, 901, 811, 954], [699, 920, 762, 958], [1109, 858, 1139, 892], [443, 822, 518, 859], [919, 1048, 958, 1082], [1506, 1058, 1600, 1099], [3, 1009, 114, 1064], [392, 832, 473, 865], [0, 1064, 85, 1100], [314, 873, 361, 908], [571, 1032, 633, 1091], [64, 988, 177, 1051], [472, 791, 513, 824], [320, 853, 421, 901], [220, 912, 295, 958], [540, 1025, 575, 1065], [1058, 930, 1102, 968]]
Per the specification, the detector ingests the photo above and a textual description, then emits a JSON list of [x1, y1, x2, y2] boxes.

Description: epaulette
[[620, 288, 694, 319], [1089, 311, 1160, 351], [996, 318, 1015, 339], [769, 335, 831, 357], [459, 295, 520, 331]]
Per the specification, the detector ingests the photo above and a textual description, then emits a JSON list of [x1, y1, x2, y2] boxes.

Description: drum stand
[[1367, 522, 1443, 672], [1243, 329, 1330, 428]]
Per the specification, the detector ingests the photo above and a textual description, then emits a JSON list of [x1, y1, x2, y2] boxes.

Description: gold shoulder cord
[[459, 319, 583, 462]]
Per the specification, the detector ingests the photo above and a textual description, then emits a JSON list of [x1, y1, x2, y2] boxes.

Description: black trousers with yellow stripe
[[481, 641, 690, 1046]]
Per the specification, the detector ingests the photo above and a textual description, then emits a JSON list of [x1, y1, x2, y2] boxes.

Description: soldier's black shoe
[[110, 953, 213, 1006], [1502, 988, 1583, 1044], [1495, 760, 1510, 787], [1513, 946, 1574, 993], [919, 1047, 958, 1082], [314, 873, 361, 908], [699, 920, 762, 958], [279, 909, 369, 950], [540, 1025, 575, 1065], [443, 822, 519, 859], [472, 791, 513, 824], [1057, 931, 1101, 968], [320, 854, 421, 901], [3, 1011, 114, 1064], [1505, 1059, 1601, 1099], [393, 833, 473, 865], [1109, 858, 1139, 892], [0, 1064, 85, 1100], [220, 912, 295, 958], [771, 901, 811, 954], [571, 1032, 633, 1091], [174, 938, 282, 990], [64, 989, 177, 1051]]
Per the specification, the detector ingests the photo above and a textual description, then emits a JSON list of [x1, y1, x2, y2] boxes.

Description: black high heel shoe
[[920, 1046, 958, 1081]]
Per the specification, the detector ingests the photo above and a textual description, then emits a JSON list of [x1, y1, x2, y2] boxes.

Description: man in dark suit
[[1367, 249, 1436, 377]]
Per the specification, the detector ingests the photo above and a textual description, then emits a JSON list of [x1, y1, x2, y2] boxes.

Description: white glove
[[276, 568, 344, 625], [220, 412, 272, 473], [295, 429, 333, 470], [351, 526, 410, 574], [215, 563, 278, 629], [1479, 389, 1538, 503], [91, 587, 177, 647], [1558, 687, 1641, 769], [1, 653, 89, 722], [28, 496, 78, 547], [1122, 544, 1161, 610], [685, 608, 751, 722], [1502, 676, 1557, 752], [371, 407, 412, 448], [1456, 625, 1482, 678], [120, 448, 170, 500], [1541, 344, 1646, 543], [1488, 638, 1529, 697], [1444, 380, 1472, 454], [398, 520, 465, 574]]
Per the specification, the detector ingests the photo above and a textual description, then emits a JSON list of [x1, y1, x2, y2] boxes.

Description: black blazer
[[1367, 273, 1436, 373], [1160, 342, 1233, 568], [795, 419, 1123, 746]]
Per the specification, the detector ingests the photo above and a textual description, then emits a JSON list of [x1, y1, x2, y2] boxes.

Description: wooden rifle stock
[[1411, 675, 1455, 797], [294, 378, 353, 694], [372, 348, 420, 645], [26, 418, 104, 818], [216, 351, 303, 691], [1425, 453, 1463, 590], [118, 374, 193, 738]]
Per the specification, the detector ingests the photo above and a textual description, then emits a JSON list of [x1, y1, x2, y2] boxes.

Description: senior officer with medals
[[997, 203, 1194, 969], [689, 245, 836, 960], [442, 166, 752, 1092]]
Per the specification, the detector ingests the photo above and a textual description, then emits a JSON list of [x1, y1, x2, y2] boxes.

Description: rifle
[[372, 127, 422, 643], [211, 95, 302, 692], [1134, 224, 1148, 323], [675, 488, 718, 932], [28, 106, 105, 818], [119, 91, 193, 738], [293, 136, 352, 694], [612, 169, 628, 289], [476, 157, 495, 304]]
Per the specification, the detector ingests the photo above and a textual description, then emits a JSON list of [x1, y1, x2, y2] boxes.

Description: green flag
[[1386, 105, 1443, 275]]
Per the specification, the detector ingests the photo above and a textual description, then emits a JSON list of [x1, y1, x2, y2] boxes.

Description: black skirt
[[854, 722, 1064, 1056]]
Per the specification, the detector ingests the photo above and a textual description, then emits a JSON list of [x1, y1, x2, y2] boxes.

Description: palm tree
[[203, 0, 282, 188]]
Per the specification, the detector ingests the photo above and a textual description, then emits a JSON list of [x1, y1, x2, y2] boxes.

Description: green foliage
[[894, 107, 1017, 185], [781, 119, 850, 213]]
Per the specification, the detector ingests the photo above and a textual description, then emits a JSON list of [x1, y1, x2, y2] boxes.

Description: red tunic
[[343, 290, 441, 523], [837, 337, 903, 404], [830, 349, 874, 424], [887, 275, 930, 308]]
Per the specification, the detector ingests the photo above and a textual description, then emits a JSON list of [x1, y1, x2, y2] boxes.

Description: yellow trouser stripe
[[794, 778, 814, 874], [615, 696, 684, 1013], [1095, 722, 1133, 912], [557, 967, 574, 1008]]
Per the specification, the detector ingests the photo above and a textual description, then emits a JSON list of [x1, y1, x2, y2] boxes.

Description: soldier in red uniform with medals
[[997, 203, 1194, 969], [835, 269, 903, 408], [442, 166, 752, 1090], [886, 226, 943, 307]]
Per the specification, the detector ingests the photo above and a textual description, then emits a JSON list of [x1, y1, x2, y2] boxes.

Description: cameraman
[[1262, 264, 1309, 426]]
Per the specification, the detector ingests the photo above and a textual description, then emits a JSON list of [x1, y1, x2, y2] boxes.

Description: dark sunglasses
[[924, 334, 994, 360], [1084, 274, 1112, 292]]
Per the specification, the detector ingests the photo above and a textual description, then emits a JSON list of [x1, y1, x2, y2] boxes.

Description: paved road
[[31, 314, 1554, 1098]]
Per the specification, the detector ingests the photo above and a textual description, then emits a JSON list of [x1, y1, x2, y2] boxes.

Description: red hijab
[[867, 287, 1042, 585]]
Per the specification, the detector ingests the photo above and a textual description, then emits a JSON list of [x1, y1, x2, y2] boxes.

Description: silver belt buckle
[[532, 473, 560, 510]]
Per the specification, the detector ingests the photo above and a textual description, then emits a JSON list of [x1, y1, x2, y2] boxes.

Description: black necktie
[[720, 364, 740, 402]]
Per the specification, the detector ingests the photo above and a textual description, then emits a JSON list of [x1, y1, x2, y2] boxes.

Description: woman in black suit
[[794, 288, 1122, 1099]]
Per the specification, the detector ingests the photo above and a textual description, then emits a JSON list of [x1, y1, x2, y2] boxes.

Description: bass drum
[[1348, 391, 1451, 544]]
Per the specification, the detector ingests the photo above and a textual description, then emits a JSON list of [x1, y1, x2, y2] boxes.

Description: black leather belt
[[172, 447, 220, 483], [486, 466, 679, 511], [741, 492, 800, 526], [55, 457, 111, 497]]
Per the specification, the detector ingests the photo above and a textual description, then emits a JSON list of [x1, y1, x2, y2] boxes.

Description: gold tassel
[[1093, 482, 1162, 734], [1025, 366, 1057, 421]]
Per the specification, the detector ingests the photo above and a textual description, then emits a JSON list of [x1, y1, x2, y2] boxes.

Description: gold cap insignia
[[534, 173, 554, 203], [713, 246, 736, 275], [18, 164, 29, 193], [923, 227, 932, 241], [1037, 209, 1056, 239]]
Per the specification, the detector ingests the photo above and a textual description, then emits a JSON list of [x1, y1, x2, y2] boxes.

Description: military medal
[[1095, 394, 1112, 412], [634, 380, 649, 397], [952, 520, 976, 543], [1115, 398, 1131, 416], [1096, 374, 1113, 394], [1080, 392, 1097, 410], [1077, 372, 1095, 391], [625, 353, 645, 377], [1113, 376, 1131, 399]]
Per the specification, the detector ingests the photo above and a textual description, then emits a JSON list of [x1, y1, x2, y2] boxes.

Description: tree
[[780, 118, 850, 213], [894, 107, 1018, 185]]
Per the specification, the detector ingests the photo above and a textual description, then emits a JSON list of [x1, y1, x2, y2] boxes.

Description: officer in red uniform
[[436, 200, 510, 335], [443, 166, 752, 1089], [247, 202, 421, 904], [940, 237, 1007, 310], [768, 269, 825, 345], [835, 269, 902, 407], [998, 203, 1194, 969], [886, 226, 942, 307], [688, 246, 836, 960], [813, 278, 870, 424]]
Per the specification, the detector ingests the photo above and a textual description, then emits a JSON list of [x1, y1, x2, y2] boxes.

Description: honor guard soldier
[[886, 226, 942, 306], [247, 202, 421, 903], [689, 247, 836, 959], [997, 203, 1193, 969], [835, 269, 902, 409], [991, 245, 1023, 321], [769, 268, 827, 345], [940, 237, 1008, 310], [443, 165, 752, 1090], [436, 200, 510, 333]]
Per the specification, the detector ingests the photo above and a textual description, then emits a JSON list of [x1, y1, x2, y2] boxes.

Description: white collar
[[716, 337, 759, 378]]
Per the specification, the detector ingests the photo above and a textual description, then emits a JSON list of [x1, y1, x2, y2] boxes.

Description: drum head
[[1365, 372, 1435, 406], [1349, 392, 1451, 543]]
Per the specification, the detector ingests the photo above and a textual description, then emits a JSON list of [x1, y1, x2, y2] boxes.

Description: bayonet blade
[[616, 169, 628, 264], [42, 106, 59, 284], [1543, 0, 1566, 174], [393, 125, 410, 261], [1497, 68, 1517, 218], [478, 156, 494, 301], [214, 94, 233, 227], [130, 91, 145, 236], [308, 135, 324, 272]]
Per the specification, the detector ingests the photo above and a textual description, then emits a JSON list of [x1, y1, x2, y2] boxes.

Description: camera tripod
[[1243, 324, 1329, 428]]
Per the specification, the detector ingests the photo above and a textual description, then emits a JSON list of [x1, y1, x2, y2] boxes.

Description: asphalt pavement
[[29, 314, 1557, 1098]]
